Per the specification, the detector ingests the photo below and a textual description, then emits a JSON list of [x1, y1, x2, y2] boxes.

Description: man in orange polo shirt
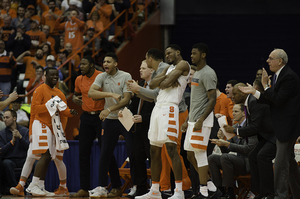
[[214, 81, 231, 124], [71, 56, 105, 197], [224, 80, 239, 126]]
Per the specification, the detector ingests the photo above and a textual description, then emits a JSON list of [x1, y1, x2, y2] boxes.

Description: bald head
[[232, 83, 247, 104], [65, 43, 73, 54]]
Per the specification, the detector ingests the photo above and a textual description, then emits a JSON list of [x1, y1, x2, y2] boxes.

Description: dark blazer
[[128, 80, 155, 133], [220, 132, 258, 173], [0, 125, 29, 159], [239, 94, 276, 144], [258, 65, 300, 142]]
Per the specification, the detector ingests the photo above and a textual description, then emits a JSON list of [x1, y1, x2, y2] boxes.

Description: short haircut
[[253, 78, 264, 93], [105, 52, 118, 62], [82, 56, 95, 66], [227, 79, 239, 87], [147, 48, 164, 60], [45, 67, 57, 75], [235, 103, 244, 112], [35, 65, 44, 72], [5, 109, 17, 119], [192, 43, 209, 57], [18, 5, 26, 10], [275, 48, 288, 64], [48, 0, 56, 4], [166, 44, 182, 54]]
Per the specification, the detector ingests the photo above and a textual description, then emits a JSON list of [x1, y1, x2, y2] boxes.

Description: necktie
[[137, 82, 147, 115], [243, 106, 248, 143], [272, 73, 277, 87]]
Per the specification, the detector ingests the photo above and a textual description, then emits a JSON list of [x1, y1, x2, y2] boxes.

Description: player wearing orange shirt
[[26, 20, 47, 56], [54, 10, 85, 52], [16, 50, 46, 79], [71, 56, 106, 197], [41, 0, 63, 36], [23, 67, 77, 196]]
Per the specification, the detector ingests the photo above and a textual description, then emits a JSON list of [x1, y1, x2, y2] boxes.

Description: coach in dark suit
[[225, 82, 276, 199], [239, 49, 300, 199], [124, 61, 155, 198], [209, 103, 258, 199]]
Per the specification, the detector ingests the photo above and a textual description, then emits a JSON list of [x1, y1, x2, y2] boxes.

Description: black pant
[[98, 119, 134, 188], [131, 125, 150, 192], [274, 139, 300, 199], [249, 138, 276, 195], [78, 112, 102, 191], [0, 158, 26, 188]]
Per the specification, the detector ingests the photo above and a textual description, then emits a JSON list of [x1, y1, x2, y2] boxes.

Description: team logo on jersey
[[118, 82, 120, 86], [191, 78, 199, 86]]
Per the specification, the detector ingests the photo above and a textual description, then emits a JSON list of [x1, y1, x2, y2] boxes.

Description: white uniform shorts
[[148, 103, 178, 147]]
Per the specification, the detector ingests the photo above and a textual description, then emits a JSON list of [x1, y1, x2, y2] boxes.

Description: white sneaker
[[247, 191, 255, 199], [26, 183, 46, 196], [39, 184, 55, 196], [135, 189, 162, 199], [127, 186, 137, 196], [168, 189, 184, 199], [89, 186, 108, 197]]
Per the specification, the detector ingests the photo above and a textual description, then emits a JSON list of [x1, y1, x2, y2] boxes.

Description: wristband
[[10, 140, 14, 145], [107, 108, 111, 113]]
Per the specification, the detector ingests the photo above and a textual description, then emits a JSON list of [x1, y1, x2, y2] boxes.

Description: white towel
[[45, 96, 69, 151]]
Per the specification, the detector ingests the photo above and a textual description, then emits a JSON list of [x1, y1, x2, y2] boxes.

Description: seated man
[[0, 109, 29, 194], [208, 103, 258, 199]]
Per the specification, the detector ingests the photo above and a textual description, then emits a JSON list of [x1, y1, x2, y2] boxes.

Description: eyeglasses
[[268, 57, 284, 61]]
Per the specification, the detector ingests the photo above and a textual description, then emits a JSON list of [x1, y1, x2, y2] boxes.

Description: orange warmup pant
[[159, 109, 191, 191]]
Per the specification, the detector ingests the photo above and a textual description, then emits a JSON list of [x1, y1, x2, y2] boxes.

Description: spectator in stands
[[214, 81, 231, 125], [0, 91, 18, 111], [55, 37, 65, 54], [86, 11, 104, 34], [0, 16, 13, 45], [0, 109, 29, 193], [0, 0, 17, 20], [54, 10, 85, 52], [25, 5, 41, 24], [82, 0, 95, 15], [11, 5, 31, 31], [56, 49, 72, 79], [40, 0, 63, 40], [0, 40, 17, 109], [41, 43, 52, 61], [44, 55, 64, 80], [42, 25, 57, 58], [16, 49, 46, 80], [61, 0, 81, 12], [89, 0, 112, 37], [64, 42, 80, 71], [66, 0, 85, 21], [26, 19, 47, 56], [256, 68, 262, 79], [208, 103, 258, 199], [25, 66, 44, 102], [225, 79, 239, 126], [84, 27, 101, 52], [6, 23, 32, 93], [11, 99, 29, 128]]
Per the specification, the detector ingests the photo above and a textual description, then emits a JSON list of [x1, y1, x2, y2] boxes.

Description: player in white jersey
[[136, 44, 190, 199]]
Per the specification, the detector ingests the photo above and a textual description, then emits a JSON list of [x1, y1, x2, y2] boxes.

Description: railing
[[12, 0, 157, 102]]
